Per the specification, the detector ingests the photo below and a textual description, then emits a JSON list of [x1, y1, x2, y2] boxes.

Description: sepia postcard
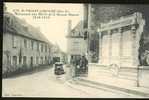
[[2, 2, 149, 98]]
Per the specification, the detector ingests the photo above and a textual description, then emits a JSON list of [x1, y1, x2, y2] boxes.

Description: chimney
[[67, 20, 72, 35], [4, 3, 7, 12]]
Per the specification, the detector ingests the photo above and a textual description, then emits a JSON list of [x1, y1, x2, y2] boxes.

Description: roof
[[67, 20, 84, 37], [3, 12, 51, 44], [71, 20, 84, 32]]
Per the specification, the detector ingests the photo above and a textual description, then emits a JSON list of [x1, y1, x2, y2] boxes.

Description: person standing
[[75, 56, 81, 77], [80, 55, 88, 74]]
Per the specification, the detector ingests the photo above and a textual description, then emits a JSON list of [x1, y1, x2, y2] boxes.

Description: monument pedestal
[[98, 12, 146, 87]]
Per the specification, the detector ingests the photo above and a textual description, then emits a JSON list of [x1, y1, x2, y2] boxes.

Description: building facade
[[66, 20, 88, 64], [3, 11, 52, 76]]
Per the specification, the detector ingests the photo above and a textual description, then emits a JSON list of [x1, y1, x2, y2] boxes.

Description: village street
[[2, 65, 144, 98]]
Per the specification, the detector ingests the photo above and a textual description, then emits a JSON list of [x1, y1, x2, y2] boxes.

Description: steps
[[89, 66, 112, 77], [89, 66, 138, 81], [118, 68, 138, 81], [74, 77, 149, 97]]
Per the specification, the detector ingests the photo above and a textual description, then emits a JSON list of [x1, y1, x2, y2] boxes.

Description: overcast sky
[[5, 3, 83, 52]]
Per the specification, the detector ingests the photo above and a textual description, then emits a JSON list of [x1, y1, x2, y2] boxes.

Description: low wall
[[139, 66, 149, 88], [89, 63, 149, 88]]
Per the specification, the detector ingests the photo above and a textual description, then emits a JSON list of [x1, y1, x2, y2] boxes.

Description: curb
[[77, 77, 149, 97]]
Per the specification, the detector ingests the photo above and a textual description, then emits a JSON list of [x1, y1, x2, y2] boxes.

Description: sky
[[5, 3, 83, 52]]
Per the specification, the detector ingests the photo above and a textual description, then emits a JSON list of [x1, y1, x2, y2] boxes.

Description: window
[[6, 55, 11, 66], [37, 42, 39, 51], [24, 39, 27, 48], [45, 45, 47, 52], [12, 35, 17, 48], [23, 56, 27, 65], [41, 57, 43, 64], [43, 44, 44, 52], [49, 48, 50, 53], [13, 56, 17, 65], [36, 57, 38, 64], [31, 40, 34, 50], [30, 57, 33, 66], [41, 44, 43, 52], [45, 56, 47, 64]]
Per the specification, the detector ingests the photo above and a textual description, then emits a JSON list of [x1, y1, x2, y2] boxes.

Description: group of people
[[71, 55, 88, 77]]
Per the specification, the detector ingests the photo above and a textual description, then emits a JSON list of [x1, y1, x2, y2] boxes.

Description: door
[[30, 57, 33, 67]]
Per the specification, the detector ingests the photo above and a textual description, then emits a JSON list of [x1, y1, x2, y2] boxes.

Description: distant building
[[66, 20, 88, 64], [3, 10, 52, 76], [50, 44, 66, 64]]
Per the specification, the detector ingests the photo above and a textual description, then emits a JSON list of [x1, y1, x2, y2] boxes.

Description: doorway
[[30, 56, 33, 67]]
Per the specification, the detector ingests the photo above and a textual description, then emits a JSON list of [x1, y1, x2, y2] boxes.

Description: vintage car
[[54, 62, 65, 75]]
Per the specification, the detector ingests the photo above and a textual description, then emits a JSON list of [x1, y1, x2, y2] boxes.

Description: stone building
[[66, 20, 88, 63], [3, 10, 52, 76], [50, 44, 67, 64]]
